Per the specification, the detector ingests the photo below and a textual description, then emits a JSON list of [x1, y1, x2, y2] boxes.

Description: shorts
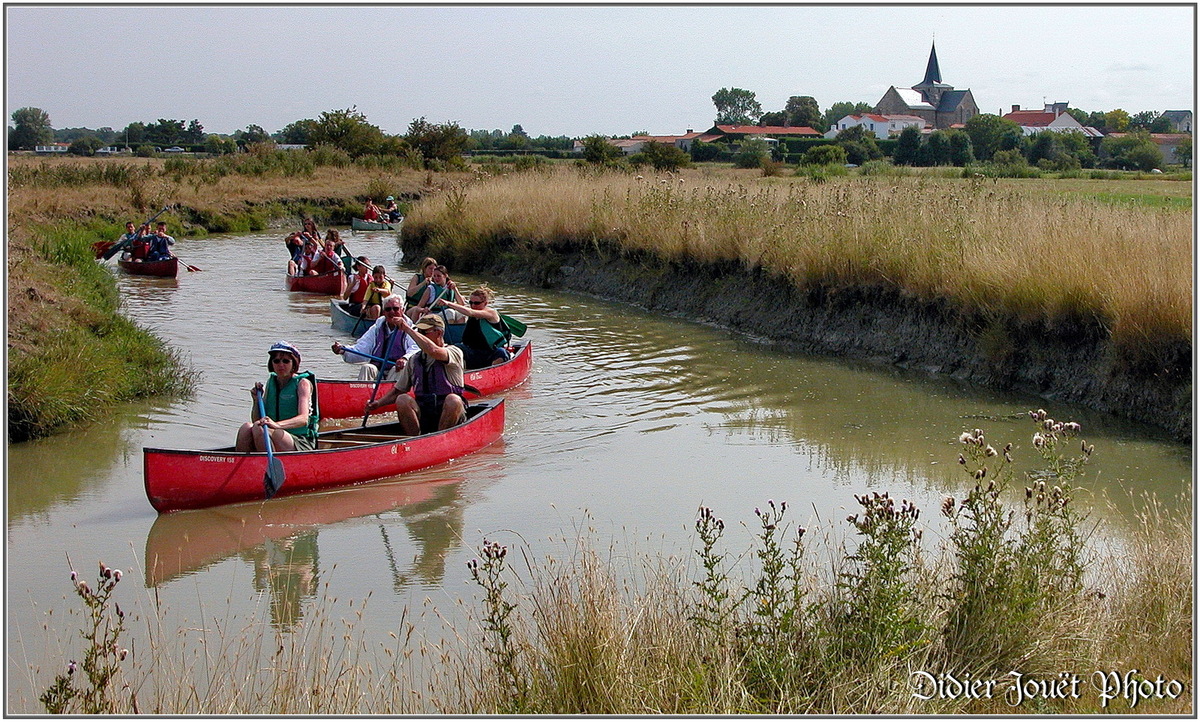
[[345, 302, 363, 317], [288, 433, 316, 451], [415, 394, 466, 434]]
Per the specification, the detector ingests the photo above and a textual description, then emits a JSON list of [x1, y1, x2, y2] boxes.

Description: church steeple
[[921, 41, 941, 86]]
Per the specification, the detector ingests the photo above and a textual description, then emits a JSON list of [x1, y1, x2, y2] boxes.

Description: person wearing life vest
[[235, 341, 319, 452], [331, 295, 419, 381], [343, 256, 373, 318], [366, 314, 466, 434], [361, 265, 392, 319], [437, 284, 512, 369], [144, 221, 176, 262]]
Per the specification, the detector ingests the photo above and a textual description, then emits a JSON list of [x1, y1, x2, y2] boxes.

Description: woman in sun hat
[[235, 341, 319, 452]]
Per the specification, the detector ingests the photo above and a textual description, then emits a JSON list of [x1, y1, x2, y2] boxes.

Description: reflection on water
[[5, 228, 1190, 707]]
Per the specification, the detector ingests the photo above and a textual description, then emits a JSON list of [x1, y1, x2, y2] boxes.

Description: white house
[[34, 144, 69, 154], [1001, 103, 1104, 138], [825, 113, 926, 139]]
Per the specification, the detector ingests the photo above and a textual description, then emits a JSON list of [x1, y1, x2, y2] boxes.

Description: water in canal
[[6, 229, 1191, 710]]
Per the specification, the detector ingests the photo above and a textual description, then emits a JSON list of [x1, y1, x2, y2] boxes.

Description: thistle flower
[[941, 496, 955, 516], [1033, 433, 1046, 448], [959, 432, 973, 444], [973, 468, 986, 479], [958, 454, 967, 465], [67, 661, 76, 675], [985, 445, 997, 457], [112, 569, 122, 582]]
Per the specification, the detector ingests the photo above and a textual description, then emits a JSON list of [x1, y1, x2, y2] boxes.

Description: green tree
[[733, 137, 771, 168], [67, 135, 103, 156], [758, 111, 787, 126], [510, 124, 527, 137], [1174, 136, 1192, 168], [947, 129, 975, 166], [1149, 115, 1175, 133], [1056, 130, 1096, 168], [964, 114, 1021, 161], [997, 128, 1030, 155], [1103, 109, 1131, 133], [580, 135, 623, 165], [182, 119, 204, 144], [712, 87, 763, 125], [892, 126, 922, 165], [822, 101, 875, 130], [145, 119, 186, 146], [919, 130, 953, 166], [1027, 131, 1065, 166], [1128, 110, 1158, 130], [689, 139, 723, 162], [121, 121, 147, 146], [1066, 108, 1090, 126], [784, 95, 824, 130], [204, 135, 237, 155], [9, 106, 53, 149], [639, 141, 691, 171], [238, 124, 271, 144], [802, 144, 847, 166], [308, 107, 385, 157], [276, 119, 316, 145], [404, 117, 469, 165], [1101, 130, 1162, 171], [835, 125, 882, 165]]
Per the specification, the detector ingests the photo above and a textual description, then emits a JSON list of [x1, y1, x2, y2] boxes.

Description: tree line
[[708, 86, 1182, 136]]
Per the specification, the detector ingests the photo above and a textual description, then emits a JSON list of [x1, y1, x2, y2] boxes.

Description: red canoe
[[317, 341, 532, 419], [287, 269, 347, 295], [144, 398, 504, 513], [118, 257, 178, 277]]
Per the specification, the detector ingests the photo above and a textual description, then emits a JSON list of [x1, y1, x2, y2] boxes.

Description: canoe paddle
[[103, 206, 171, 260], [254, 386, 287, 499], [499, 314, 527, 337], [362, 327, 403, 427], [176, 256, 202, 272]]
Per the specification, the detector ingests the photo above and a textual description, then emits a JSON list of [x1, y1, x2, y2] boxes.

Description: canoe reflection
[[144, 474, 466, 604]]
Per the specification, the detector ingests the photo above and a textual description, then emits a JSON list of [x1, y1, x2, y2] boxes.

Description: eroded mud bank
[[404, 237, 1191, 441]]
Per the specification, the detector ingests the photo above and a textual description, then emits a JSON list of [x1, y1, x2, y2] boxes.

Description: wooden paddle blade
[[263, 456, 286, 499]]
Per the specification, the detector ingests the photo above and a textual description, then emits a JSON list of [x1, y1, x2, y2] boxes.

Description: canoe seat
[[327, 432, 410, 443], [317, 438, 379, 449]]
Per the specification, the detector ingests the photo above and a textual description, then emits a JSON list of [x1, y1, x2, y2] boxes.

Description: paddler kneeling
[[365, 314, 466, 435]]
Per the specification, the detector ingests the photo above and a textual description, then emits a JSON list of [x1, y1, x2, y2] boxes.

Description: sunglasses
[[383, 306, 404, 313], [270, 356, 293, 364], [468, 299, 485, 306]]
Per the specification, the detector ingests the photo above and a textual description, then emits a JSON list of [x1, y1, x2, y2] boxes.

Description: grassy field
[[404, 165, 1192, 360]]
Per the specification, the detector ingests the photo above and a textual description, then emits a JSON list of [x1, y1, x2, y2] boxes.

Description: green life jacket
[[264, 370, 320, 440]]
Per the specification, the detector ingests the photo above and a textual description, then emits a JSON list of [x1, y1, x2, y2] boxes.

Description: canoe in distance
[[144, 398, 504, 513], [287, 269, 347, 295], [118, 257, 178, 277], [317, 340, 532, 418], [351, 217, 401, 231]]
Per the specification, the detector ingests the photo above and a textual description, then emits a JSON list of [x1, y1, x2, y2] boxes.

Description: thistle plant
[[834, 491, 926, 665], [40, 561, 132, 715], [467, 539, 526, 712], [690, 506, 732, 632], [942, 410, 1091, 673]]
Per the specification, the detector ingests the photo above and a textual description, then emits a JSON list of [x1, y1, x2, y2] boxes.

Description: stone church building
[[874, 43, 979, 129]]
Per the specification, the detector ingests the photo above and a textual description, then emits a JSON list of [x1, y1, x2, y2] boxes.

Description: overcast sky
[[5, 4, 1195, 137]]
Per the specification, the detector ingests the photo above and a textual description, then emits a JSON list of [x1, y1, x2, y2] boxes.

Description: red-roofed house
[[1002, 103, 1104, 138], [825, 113, 926, 139]]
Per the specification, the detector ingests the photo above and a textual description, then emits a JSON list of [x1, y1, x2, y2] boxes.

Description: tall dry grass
[[405, 167, 1192, 350]]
